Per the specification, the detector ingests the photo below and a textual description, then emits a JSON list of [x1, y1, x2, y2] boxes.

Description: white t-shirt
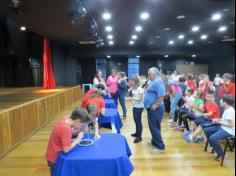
[[185, 96, 195, 109], [221, 107, 235, 136], [93, 77, 106, 88], [132, 87, 144, 108], [214, 77, 223, 86]]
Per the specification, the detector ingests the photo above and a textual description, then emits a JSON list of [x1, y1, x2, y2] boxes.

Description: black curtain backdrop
[[78, 58, 96, 84]]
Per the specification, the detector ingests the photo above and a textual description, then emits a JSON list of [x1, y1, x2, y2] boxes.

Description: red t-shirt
[[86, 97, 105, 115], [204, 102, 220, 120], [199, 83, 210, 99], [81, 88, 95, 108], [46, 116, 72, 163], [228, 83, 235, 98], [187, 80, 197, 91]]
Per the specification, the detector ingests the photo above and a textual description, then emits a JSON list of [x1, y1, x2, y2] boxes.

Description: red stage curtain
[[42, 37, 56, 89]]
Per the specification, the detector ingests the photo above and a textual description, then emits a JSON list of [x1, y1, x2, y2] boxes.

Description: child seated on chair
[[184, 90, 220, 142], [45, 108, 90, 176], [203, 95, 235, 161]]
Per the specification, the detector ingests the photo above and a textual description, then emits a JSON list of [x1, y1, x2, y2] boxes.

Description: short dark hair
[[186, 87, 193, 94], [179, 77, 186, 83], [71, 108, 90, 122], [96, 84, 105, 90], [222, 95, 235, 106], [207, 90, 215, 96]]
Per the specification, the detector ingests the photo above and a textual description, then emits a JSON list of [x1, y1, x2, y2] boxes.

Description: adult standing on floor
[[93, 70, 107, 88], [144, 67, 166, 154], [107, 68, 119, 105]]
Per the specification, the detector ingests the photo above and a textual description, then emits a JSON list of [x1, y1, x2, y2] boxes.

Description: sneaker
[[184, 130, 193, 136], [150, 148, 165, 155], [134, 137, 142, 143], [131, 133, 137, 137], [193, 136, 205, 143], [183, 135, 194, 143], [214, 156, 223, 161]]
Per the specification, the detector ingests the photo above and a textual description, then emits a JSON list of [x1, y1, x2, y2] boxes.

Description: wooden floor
[[0, 88, 67, 111], [0, 101, 235, 176]]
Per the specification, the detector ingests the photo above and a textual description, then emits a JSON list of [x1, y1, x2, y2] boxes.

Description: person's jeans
[[118, 93, 127, 117], [204, 126, 232, 157], [182, 111, 198, 131], [111, 93, 118, 106], [47, 160, 56, 176], [171, 91, 182, 119], [133, 107, 144, 138], [147, 105, 165, 150]]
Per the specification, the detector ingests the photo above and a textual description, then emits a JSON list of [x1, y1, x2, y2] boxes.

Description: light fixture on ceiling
[[192, 54, 197, 58], [68, 2, 87, 23], [129, 41, 135, 45], [218, 26, 227, 32], [201, 34, 208, 40], [169, 40, 174, 45], [177, 15, 186, 19], [20, 26, 26, 31], [132, 35, 138, 40], [165, 55, 169, 58], [136, 55, 140, 58], [107, 35, 113, 40], [178, 34, 185, 39], [164, 28, 171, 31], [188, 40, 194, 45], [140, 12, 150, 20], [156, 36, 161, 39], [102, 12, 111, 20], [211, 13, 222, 21], [105, 26, 113, 32], [192, 26, 200, 32], [107, 55, 111, 58], [135, 26, 143, 32], [108, 41, 114, 45]]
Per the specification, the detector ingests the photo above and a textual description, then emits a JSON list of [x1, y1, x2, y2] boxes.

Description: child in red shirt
[[45, 108, 90, 176], [184, 90, 220, 143], [223, 73, 235, 98]]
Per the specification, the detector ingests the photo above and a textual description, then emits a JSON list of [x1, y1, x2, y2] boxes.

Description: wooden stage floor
[[0, 88, 68, 111], [0, 96, 235, 176]]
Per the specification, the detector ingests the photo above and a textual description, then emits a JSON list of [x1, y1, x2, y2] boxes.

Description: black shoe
[[134, 137, 142, 143], [131, 133, 137, 137]]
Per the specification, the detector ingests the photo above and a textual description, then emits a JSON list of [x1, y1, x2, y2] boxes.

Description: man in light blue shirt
[[144, 67, 166, 154]]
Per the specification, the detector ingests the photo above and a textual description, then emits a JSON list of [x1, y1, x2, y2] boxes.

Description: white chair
[[82, 84, 92, 93]]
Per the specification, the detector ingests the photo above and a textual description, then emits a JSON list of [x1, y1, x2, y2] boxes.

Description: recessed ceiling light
[[164, 28, 171, 31], [20, 26, 26, 31], [178, 34, 185, 39], [107, 55, 111, 58], [192, 54, 197, 58], [201, 34, 208, 40], [140, 12, 150, 20], [136, 55, 140, 58], [165, 55, 169, 58], [105, 26, 113, 32], [211, 13, 222, 21], [223, 9, 230, 12], [192, 26, 200, 32], [129, 41, 135, 45], [135, 26, 143, 32], [177, 15, 186, 19], [107, 35, 113, 40], [108, 41, 114, 45], [224, 36, 229, 39], [169, 40, 174, 45], [156, 36, 161, 39], [102, 12, 111, 20], [132, 35, 138, 40], [188, 40, 194, 45], [101, 42, 105, 46], [219, 26, 227, 32]]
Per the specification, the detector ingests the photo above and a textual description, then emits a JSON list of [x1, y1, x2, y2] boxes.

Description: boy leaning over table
[[45, 108, 90, 176]]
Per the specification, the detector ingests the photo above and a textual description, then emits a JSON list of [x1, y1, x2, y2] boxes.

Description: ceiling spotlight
[[108, 41, 114, 45], [178, 34, 185, 39], [192, 54, 197, 58], [132, 35, 138, 40], [140, 12, 150, 20], [136, 55, 140, 58], [105, 26, 113, 32], [135, 26, 143, 32], [156, 36, 161, 39], [169, 40, 174, 45], [177, 15, 186, 19], [107, 55, 111, 58], [68, 3, 87, 23], [188, 40, 194, 45], [164, 28, 171, 31], [102, 12, 111, 20], [201, 35, 208, 40], [212, 13, 222, 21], [219, 26, 227, 32], [20, 26, 26, 31], [107, 35, 113, 40], [129, 41, 135, 45], [165, 55, 169, 58], [192, 26, 200, 32]]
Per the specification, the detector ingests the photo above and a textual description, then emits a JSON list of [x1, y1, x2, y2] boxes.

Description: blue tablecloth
[[55, 134, 134, 176], [104, 98, 117, 109], [99, 108, 123, 134]]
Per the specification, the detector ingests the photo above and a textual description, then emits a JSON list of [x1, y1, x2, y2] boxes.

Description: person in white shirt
[[204, 95, 235, 161], [126, 76, 144, 143], [93, 70, 106, 88], [214, 73, 223, 96]]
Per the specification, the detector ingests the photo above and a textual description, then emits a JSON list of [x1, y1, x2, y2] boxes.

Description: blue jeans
[[111, 93, 118, 106], [171, 91, 182, 119], [147, 105, 165, 150], [204, 126, 232, 157], [133, 107, 144, 138], [47, 160, 56, 176], [118, 93, 127, 117]]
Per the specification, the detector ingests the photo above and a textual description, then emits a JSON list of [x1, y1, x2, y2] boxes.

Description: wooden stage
[[0, 88, 235, 176]]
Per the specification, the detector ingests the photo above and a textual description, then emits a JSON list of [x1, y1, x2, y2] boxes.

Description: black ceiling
[[0, 0, 235, 51]]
